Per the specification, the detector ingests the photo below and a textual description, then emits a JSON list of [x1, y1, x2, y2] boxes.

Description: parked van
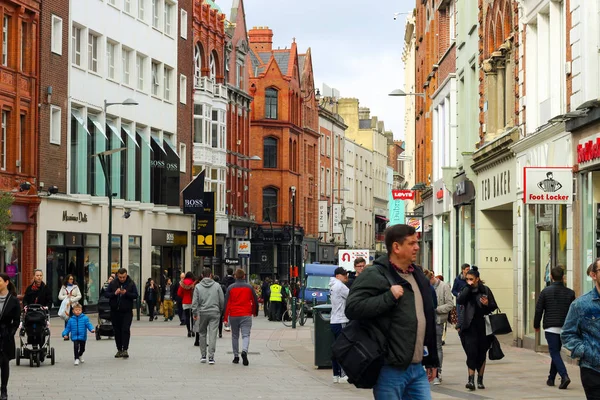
[[300, 263, 338, 312]]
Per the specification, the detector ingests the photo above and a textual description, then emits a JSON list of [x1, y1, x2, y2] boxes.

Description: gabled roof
[[249, 48, 296, 78], [298, 55, 306, 75]]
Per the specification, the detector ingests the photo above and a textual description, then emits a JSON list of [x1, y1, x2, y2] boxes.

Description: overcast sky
[[236, 0, 415, 140]]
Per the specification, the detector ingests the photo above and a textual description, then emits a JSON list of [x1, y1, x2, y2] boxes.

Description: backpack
[[331, 266, 397, 389]]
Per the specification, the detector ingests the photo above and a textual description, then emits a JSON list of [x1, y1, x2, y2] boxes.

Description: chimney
[[358, 107, 371, 120], [249, 26, 273, 52]]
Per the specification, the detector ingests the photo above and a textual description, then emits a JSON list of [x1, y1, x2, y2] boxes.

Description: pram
[[16, 304, 55, 367], [95, 295, 114, 340]]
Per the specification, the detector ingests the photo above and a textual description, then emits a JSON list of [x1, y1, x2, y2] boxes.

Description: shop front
[[225, 224, 254, 278], [432, 179, 452, 279], [472, 141, 517, 335], [513, 123, 572, 350], [37, 197, 192, 312], [453, 173, 476, 274]]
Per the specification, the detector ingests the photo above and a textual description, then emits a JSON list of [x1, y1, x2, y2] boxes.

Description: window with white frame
[[136, 54, 145, 90], [180, 9, 187, 39], [179, 142, 186, 172], [163, 66, 172, 100], [138, 0, 145, 20], [71, 25, 82, 66], [152, 0, 160, 29], [194, 44, 202, 85], [326, 136, 331, 157], [179, 74, 187, 104], [1, 15, 9, 67], [88, 33, 99, 72], [326, 168, 331, 195], [107, 41, 116, 79], [193, 104, 203, 143], [209, 53, 216, 81], [122, 48, 131, 85], [51, 15, 62, 55], [0, 111, 6, 170], [50, 106, 61, 144], [164, 1, 173, 36], [108, 0, 116, 5], [236, 60, 244, 89], [320, 167, 325, 194], [151, 61, 160, 96], [124, 0, 131, 14]]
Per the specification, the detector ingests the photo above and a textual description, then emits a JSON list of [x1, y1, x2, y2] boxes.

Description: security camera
[[123, 208, 132, 219], [48, 185, 59, 195]]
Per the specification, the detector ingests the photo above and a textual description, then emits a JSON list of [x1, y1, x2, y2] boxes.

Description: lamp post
[[290, 186, 297, 329], [388, 89, 426, 98]]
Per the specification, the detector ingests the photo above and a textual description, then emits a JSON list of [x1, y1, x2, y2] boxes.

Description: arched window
[[288, 139, 293, 170], [265, 88, 278, 119], [194, 44, 203, 82], [262, 187, 278, 222], [209, 52, 216, 81], [263, 137, 277, 168]]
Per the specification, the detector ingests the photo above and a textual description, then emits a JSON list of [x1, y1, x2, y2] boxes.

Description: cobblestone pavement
[[8, 314, 587, 400]]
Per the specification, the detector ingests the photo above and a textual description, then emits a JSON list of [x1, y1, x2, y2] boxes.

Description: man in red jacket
[[223, 269, 259, 366]]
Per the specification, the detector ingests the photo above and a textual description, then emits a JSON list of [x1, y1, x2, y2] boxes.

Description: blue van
[[300, 263, 338, 312]]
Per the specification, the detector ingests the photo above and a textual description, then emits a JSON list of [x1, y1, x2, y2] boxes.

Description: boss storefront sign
[[523, 167, 573, 204]]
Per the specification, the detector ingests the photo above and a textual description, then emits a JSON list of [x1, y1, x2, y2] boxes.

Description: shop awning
[[119, 123, 139, 147], [136, 129, 153, 151], [71, 109, 91, 135], [151, 134, 168, 155], [87, 115, 108, 140], [163, 137, 180, 159], [105, 119, 125, 144]]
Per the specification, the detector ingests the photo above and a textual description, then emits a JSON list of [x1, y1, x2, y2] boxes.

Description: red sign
[[577, 137, 600, 164], [392, 190, 414, 200], [436, 189, 444, 200]]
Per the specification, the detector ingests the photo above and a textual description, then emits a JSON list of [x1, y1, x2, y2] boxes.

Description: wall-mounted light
[[19, 182, 31, 192], [48, 185, 59, 195]]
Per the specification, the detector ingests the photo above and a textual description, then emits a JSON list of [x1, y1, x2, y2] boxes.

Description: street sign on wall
[[338, 249, 369, 271]]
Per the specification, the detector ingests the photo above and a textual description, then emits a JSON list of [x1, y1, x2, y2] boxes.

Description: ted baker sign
[[523, 167, 572, 204]]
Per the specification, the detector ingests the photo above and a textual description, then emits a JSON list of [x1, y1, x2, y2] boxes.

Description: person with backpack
[[330, 267, 350, 383], [345, 224, 438, 399]]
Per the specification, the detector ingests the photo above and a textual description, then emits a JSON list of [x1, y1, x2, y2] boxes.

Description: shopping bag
[[488, 335, 505, 360], [485, 309, 512, 335], [58, 298, 71, 321]]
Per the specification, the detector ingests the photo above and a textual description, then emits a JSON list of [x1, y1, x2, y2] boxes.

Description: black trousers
[[0, 355, 9, 390], [176, 301, 184, 322], [147, 301, 156, 320], [460, 326, 488, 371], [73, 340, 86, 359], [184, 309, 193, 334], [111, 311, 133, 351], [581, 367, 600, 400], [263, 299, 270, 317], [270, 301, 282, 321]]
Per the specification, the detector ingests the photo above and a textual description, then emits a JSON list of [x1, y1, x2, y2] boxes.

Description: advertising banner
[[338, 249, 370, 271], [195, 192, 216, 257], [318, 200, 328, 233], [332, 203, 343, 234]]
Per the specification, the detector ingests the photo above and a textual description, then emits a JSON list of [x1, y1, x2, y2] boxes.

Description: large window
[[122, 48, 131, 85], [0, 111, 6, 170], [263, 187, 278, 222], [2, 15, 9, 66], [151, 61, 160, 96], [137, 54, 145, 90], [263, 137, 277, 168], [194, 104, 203, 143], [211, 110, 218, 148], [88, 33, 99, 72], [194, 44, 202, 86], [71, 25, 81, 66], [209, 52, 216, 81], [129, 236, 142, 300], [164, 1, 173, 35], [107, 41, 116, 79], [265, 88, 278, 119], [152, 0, 160, 29], [86, 116, 99, 196], [83, 235, 100, 306], [0, 232, 21, 293], [164, 66, 172, 101]]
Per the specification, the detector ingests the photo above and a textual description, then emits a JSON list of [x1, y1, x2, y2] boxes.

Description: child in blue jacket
[[62, 303, 95, 365]]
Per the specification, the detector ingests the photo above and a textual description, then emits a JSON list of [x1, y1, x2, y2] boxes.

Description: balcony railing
[[194, 77, 228, 99]]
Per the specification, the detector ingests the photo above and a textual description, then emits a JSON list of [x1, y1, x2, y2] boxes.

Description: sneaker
[[114, 351, 123, 358], [121, 350, 129, 358], [339, 376, 349, 384], [79, 358, 84, 364], [242, 351, 249, 366], [547, 379, 555, 387], [332, 376, 340, 384], [208, 357, 215, 365], [432, 377, 441, 385], [437, 373, 442, 383], [559, 376, 571, 390], [224, 325, 231, 332], [200, 357, 207, 363], [74, 359, 80, 366], [232, 356, 239, 364]]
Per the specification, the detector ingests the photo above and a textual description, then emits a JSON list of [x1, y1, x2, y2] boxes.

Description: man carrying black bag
[[343, 224, 439, 399]]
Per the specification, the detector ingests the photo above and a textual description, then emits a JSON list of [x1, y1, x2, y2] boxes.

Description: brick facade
[[177, 0, 193, 200], [0, 0, 41, 292], [193, 0, 225, 85]]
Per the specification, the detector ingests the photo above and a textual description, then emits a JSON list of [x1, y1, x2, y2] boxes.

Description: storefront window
[[111, 235, 122, 274], [441, 214, 450, 280], [0, 232, 22, 293], [525, 204, 537, 337], [84, 234, 100, 306], [581, 172, 597, 294], [129, 236, 141, 295], [151, 246, 161, 287]]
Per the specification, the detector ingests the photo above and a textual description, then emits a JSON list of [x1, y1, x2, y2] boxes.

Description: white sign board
[[338, 249, 369, 272], [332, 203, 343, 234], [523, 167, 573, 204], [237, 240, 251, 255], [318, 200, 328, 233]]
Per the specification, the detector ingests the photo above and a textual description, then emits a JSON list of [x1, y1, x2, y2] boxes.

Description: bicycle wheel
[[299, 306, 307, 326], [281, 309, 292, 327]]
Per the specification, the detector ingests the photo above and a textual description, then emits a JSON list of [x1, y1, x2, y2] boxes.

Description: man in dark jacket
[[172, 273, 185, 325], [346, 224, 439, 399], [451, 264, 470, 297], [104, 268, 139, 359], [223, 268, 236, 288], [534, 265, 575, 389], [261, 278, 271, 317], [23, 269, 53, 308]]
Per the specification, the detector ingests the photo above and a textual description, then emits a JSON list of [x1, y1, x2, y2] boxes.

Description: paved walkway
[[8, 314, 587, 399]]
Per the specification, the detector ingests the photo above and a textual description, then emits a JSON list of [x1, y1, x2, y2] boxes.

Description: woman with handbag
[[58, 274, 83, 339], [0, 273, 22, 399], [456, 266, 498, 391]]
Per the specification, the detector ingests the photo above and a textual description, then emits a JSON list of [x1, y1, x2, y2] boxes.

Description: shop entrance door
[[66, 248, 86, 307]]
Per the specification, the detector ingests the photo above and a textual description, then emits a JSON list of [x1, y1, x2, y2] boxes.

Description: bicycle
[[281, 299, 308, 327]]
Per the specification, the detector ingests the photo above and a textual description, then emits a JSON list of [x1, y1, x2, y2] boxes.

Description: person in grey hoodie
[[192, 268, 224, 364], [329, 267, 350, 383]]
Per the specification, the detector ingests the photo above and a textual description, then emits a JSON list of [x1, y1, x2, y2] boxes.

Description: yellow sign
[[197, 235, 213, 246]]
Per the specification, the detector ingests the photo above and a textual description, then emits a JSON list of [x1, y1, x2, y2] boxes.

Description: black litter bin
[[313, 304, 334, 368]]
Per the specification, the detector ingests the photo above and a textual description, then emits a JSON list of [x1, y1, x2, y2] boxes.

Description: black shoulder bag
[[331, 268, 397, 389]]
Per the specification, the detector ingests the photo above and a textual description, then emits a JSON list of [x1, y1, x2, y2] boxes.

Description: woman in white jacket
[[58, 274, 82, 339]]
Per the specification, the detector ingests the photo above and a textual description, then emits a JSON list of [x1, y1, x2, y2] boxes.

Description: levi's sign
[[392, 190, 414, 200], [523, 167, 573, 205]]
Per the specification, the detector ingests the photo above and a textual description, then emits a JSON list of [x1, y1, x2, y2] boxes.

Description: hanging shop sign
[[523, 167, 573, 204], [318, 200, 328, 233], [392, 190, 414, 200]]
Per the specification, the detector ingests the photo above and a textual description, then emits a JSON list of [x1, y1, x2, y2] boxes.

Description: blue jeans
[[373, 363, 432, 400], [545, 331, 568, 380], [330, 323, 344, 377]]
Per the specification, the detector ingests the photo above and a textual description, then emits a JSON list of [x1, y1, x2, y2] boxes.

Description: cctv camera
[[123, 211, 131, 219]]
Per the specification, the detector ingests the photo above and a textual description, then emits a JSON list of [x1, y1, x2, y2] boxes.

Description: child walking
[[62, 303, 95, 365]]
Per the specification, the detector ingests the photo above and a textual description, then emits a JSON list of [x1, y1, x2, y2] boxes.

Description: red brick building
[[247, 27, 316, 279], [0, 0, 40, 293]]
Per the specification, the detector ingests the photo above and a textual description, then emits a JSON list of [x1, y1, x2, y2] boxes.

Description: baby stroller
[[95, 295, 114, 340], [16, 304, 55, 367]]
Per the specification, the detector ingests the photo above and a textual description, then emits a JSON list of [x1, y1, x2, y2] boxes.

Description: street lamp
[[301, 88, 321, 101], [104, 98, 138, 112], [388, 89, 426, 98], [290, 186, 297, 329], [238, 155, 261, 161]]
